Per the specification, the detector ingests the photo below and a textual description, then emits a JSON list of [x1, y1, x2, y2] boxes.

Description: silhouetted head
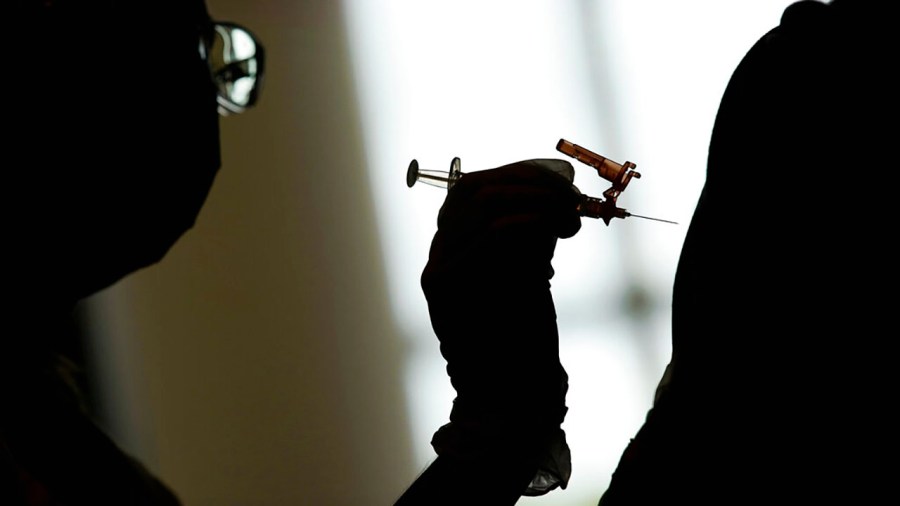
[[7, 0, 262, 306], [12, 0, 221, 168]]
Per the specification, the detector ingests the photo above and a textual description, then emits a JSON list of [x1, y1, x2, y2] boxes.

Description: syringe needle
[[625, 212, 678, 225]]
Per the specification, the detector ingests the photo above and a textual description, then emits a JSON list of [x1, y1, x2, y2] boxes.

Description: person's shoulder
[[753, 0, 850, 62], [775, 1, 835, 43], [777, 0, 892, 62], [734, 1, 830, 73], [781, 0, 890, 39], [781, 0, 831, 25]]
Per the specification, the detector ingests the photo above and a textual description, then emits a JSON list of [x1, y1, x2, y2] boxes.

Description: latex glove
[[421, 158, 582, 422]]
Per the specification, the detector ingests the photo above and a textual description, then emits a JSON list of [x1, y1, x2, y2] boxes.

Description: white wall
[[83, 1, 797, 505]]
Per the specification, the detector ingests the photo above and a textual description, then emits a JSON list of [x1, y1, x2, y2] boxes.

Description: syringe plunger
[[407, 157, 463, 190]]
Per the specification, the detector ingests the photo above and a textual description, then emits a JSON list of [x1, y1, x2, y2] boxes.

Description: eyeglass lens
[[207, 23, 263, 115]]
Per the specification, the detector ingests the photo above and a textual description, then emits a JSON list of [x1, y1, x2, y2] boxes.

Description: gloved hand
[[421, 158, 582, 424], [420, 158, 582, 495]]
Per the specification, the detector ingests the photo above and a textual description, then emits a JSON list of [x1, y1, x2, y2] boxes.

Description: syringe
[[407, 157, 676, 225]]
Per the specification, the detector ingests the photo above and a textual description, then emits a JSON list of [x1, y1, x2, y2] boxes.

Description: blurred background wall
[[80, 1, 796, 504]]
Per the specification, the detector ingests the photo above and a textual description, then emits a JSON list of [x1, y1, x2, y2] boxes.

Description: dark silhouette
[[3, 1, 262, 504], [598, 1, 893, 504], [395, 160, 583, 505]]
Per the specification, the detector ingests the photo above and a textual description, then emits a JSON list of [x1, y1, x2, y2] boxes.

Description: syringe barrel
[[407, 158, 463, 190], [576, 194, 626, 225], [415, 168, 454, 189], [576, 196, 605, 219]]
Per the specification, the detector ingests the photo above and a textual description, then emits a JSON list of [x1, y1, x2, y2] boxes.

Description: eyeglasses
[[199, 21, 265, 116]]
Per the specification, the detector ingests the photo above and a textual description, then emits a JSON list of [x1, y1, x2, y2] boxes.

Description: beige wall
[[84, 1, 416, 504]]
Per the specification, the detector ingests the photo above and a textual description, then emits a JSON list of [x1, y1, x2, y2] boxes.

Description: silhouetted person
[[598, 1, 893, 504], [394, 160, 583, 505], [2, 1, 262, 504]]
